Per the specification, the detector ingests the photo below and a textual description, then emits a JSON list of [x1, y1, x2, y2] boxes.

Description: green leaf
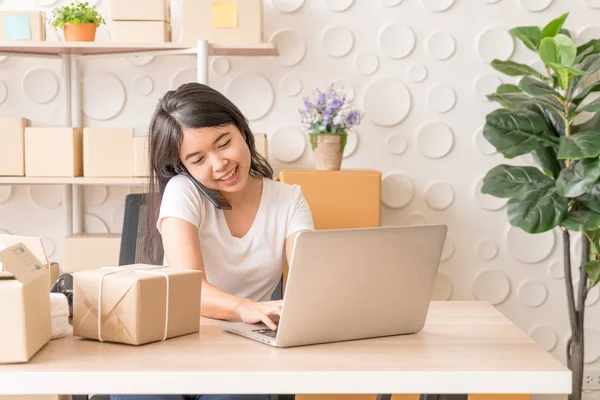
[[541, 12, 569, 39], [558, 132, 600, 160], [573, 82, 600, 105], [518, 76, 564, 98], [575, 112, 600, 133], [491, 60, 547, 80], [509, 26, 542, 51], [585, 229, 600, 257], [556, 158, 600, 197], [576, 39, 600, 64], [578, 97, 600, 113], [585, 260, 600, 288], [562, 209, 600, 231], [483, 108, 558, 158], [540, 34, 577, 68], [508, 187, 568, 233], [532, 145, 563, 178], [576, 181, 600, 213], [487, 92, 564, 113], [560, 28, 572, 38], [528, 103, 565, 136], [570, 54, 600, 100], [547, 62, 586, 90], [482, 165, 552, 198], [497, 84, 521, 94]]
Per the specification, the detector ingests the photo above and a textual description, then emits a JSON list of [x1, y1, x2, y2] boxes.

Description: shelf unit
[[0, 40, 278, 237]]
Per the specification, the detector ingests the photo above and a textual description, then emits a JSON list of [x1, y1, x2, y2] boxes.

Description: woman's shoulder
[[264, 177, 305, 202], [163, 174, 205, 205]]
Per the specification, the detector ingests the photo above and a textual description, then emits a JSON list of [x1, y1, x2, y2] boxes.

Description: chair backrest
[[119, 193, 164, 266]]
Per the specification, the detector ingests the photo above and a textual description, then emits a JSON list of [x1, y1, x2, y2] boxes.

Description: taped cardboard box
[[0, 11, 46, 41], [73, 265, 203, 345], [133, 136, 149, 177], [0, 243, 51, 363], [0, 234, 56, 290], [111, 0, 171, 22], [0, 117, 31, 176], [62, 234, 121, 273], [83, 127, 134, 177], [25, 127, 83, 177]]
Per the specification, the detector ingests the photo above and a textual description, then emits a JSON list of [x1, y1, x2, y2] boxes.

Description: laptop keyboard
[[252, 328, 277, 338]]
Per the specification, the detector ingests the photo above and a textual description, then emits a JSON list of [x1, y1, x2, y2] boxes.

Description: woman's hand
[[234, 299, 283, 330]]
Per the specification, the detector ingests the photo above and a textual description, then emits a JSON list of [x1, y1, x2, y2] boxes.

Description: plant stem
[[563, 229, 578, 341], [563, 228, 585, 400]]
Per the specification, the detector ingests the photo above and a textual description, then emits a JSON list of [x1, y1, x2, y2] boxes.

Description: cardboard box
[[0, 118, 30, 176], [62, 234, 121, 273], [0, 234, 56, 289], [253, 133, 268, 161], [180, 0, 263, 45], [25, 128, 83, 177], [83, 127, 133, 177], [133, 136, 149, 177], [111, 21, 171, 43], [0, 243, 51, 363], [111, 0, 171, 22], [0, 11, 46, 42], [279, 170, 381, 230], [73, 265, 203, 345]]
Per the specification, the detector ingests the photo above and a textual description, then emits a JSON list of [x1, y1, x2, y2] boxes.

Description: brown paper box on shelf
[[133, 136, 149, 177], [111, 0, 171, 22], [83, 127, 134, 177], [0, 118, 31, 176], [253, 133, 268, 161], [0, 11, 46, 42], [0, 243, 51, 363], [73, 264, 203, 345], [180, 0, 263, 45], [0, 234, 55, 289], [62, 234, 121, 273], [111, 21, 171, 43], [25, 127, 83, 177]]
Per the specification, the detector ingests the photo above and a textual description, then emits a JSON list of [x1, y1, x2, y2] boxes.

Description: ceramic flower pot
[[63, 22, 97, 42], [310, 133, 347, 171]]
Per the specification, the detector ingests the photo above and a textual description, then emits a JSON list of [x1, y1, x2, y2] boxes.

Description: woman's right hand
[[234, 300, 283, 330]]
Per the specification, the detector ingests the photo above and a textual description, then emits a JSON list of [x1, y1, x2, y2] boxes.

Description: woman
[[110, 83, 314, 400]]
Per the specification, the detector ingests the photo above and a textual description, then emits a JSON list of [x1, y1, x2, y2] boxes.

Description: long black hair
[[144, 82, 273, 261]]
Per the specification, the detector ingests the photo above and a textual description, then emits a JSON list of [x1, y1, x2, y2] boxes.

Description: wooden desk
[[0, 302, 571, 396]]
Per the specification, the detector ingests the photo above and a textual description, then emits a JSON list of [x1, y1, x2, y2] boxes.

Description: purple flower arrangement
[[299, 84, 363, 145]]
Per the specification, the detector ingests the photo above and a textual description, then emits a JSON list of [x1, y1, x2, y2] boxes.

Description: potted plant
[[481, 12, 600, 400], [299, 84, 363, 171], [50, 1, 106, 42]]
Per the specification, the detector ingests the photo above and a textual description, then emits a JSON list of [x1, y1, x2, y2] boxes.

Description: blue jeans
[[109, 396, 271, 400]]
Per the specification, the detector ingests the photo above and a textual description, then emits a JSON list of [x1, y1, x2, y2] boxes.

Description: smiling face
[[179, 123, 251, 193]]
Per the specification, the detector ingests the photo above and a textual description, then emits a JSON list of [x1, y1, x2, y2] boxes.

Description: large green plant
[[481, 12, 600, 400]]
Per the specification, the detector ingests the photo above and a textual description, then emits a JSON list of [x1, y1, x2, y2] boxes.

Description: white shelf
[[0, 177, 149, 185], [0, 41, 278, 56]]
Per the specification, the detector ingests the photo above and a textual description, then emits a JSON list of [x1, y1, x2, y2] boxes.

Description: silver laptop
[[221, 224, 447, 348]]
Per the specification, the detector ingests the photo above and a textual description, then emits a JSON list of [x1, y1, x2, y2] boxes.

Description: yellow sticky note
[[212, 1, 238, 28]]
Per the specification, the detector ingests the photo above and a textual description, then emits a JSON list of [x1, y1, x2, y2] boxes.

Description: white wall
[[1, 0, 600, 388]]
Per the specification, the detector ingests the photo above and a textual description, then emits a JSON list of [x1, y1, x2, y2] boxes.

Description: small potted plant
[[50, 1, 106, 42], [299, 84, 363, 171]]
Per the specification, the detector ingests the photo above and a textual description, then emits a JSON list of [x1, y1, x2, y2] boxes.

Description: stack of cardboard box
[[110, 0, 171, 43]]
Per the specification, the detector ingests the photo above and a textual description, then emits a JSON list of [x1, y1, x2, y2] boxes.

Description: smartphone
[[178, 167, 232, 210]]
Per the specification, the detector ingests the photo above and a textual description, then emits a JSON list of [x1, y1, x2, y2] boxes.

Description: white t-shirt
[[157, 174, 315, 302]]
